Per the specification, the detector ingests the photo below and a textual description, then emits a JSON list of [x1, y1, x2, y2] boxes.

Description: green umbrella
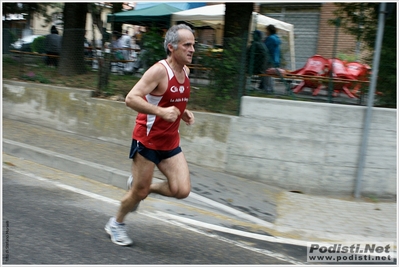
[[108, 3, 183, 27]]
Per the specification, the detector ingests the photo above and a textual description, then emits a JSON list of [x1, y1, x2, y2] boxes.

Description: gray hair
[[164, 24, 193, 56]]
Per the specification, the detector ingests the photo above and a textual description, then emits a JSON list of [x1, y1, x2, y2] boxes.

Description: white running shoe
[[104, 217, 133, 246], [127, 175, 140, 212]]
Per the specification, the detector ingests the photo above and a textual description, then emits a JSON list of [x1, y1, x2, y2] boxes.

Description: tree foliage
[[333, 3, 397, 108], [139, 26, 165, 71], [3, 3, 63, 27]]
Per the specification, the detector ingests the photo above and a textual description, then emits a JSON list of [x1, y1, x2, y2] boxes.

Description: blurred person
[[121, 30, 133, 71], [105, 24, 196, 246], [44, 25, 62, 67], [130, 36, 140, 58], [264, 24, 281, 92], [130, 36, 142, 73], [111, 31, 124, 73], [247, 30, 269, 90], [111, 31, 123, 60], [120, 30, 132, 60], [121, 30, 135, 73]]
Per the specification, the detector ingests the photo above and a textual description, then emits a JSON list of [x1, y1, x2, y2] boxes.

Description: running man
[[105, 24, 195, 246]]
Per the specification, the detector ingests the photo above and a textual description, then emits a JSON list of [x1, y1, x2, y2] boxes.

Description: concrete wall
[[2, 81, 136, 145], [3, 80, 396, 198], [2, 80, 232, 170], [228, 96, 396, 198]]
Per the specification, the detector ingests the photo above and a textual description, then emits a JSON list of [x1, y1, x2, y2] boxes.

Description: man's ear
[[167, 43, 174, 54]]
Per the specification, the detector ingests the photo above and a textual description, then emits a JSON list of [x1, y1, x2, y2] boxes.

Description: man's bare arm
[[125, 64, 180, 122]]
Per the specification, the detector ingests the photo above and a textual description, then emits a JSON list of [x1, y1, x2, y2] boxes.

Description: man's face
[[172, 29, 195, 64]]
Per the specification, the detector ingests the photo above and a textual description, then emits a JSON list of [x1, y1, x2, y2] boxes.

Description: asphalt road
[[2, 165, 306, 265]]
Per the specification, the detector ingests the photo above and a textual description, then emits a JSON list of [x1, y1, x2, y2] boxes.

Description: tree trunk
[[223, 3, 253, 103], [223, 3, 253, 46], [58, 3, 88, 76]]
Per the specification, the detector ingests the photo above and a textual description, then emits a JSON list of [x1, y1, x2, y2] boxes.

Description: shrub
[[139, 26, 165, 71], [31, 36, 46, 54]]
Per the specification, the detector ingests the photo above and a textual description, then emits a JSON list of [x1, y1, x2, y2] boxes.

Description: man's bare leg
[[150, 152, 191, 199], [115, 153, 155, 223]]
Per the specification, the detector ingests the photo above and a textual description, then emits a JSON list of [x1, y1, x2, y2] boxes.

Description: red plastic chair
[[345, 62, 371, 97], [291, 55, 330, 96], [328, 58, 357, 98]]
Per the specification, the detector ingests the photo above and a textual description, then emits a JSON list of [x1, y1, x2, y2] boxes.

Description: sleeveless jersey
[[133, 59, 190, 150]]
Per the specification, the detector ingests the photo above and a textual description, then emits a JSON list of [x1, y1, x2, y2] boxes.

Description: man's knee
[[175, 191, 190, 199], [132, 186, 150, 200], [174, 184, 191, 199]]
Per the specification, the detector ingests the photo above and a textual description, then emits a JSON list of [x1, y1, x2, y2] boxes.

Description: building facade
[[260, 2, 360, 70]]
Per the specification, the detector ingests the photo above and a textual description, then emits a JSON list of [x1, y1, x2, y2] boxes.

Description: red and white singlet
[[133, 59, 190, 150]]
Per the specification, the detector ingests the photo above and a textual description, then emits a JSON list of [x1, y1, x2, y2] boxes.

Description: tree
[[223, 3, 253, 44], [3, 3, 63, 29], [110, 3, 124, 33], [333, 3, 397, 108], [58, 3, 88, 76], [91, 3, 124, 95], [213, 3, 253, 107]]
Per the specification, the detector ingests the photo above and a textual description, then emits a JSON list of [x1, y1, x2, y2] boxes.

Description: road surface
[[2, 157, 306, 265]]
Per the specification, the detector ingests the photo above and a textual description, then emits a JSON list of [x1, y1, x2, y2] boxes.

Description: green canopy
[[107, 3, 183, 27]]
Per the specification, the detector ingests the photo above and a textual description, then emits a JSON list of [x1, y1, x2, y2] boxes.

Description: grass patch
[[21, 72, 50, 84], [2, 54, 137, 95]]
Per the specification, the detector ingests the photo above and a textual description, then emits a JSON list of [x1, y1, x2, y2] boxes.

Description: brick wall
[[316, 3, 358, 58]]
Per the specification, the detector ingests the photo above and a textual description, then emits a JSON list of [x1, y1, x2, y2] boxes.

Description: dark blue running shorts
[[129, 139, 182, 165]]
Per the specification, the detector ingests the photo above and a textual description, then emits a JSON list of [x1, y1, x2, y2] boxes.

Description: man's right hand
[[160, 106, 181, 122]]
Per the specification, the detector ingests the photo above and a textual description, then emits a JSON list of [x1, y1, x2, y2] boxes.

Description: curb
[[2, 138, 272, 228], [3, 138, 131, 189]]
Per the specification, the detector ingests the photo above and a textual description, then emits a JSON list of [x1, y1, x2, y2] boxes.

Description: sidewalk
[[2, 118, 397, 244]]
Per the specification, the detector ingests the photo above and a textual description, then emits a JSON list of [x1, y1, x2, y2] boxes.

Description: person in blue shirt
[[264, 24, 281, 92]]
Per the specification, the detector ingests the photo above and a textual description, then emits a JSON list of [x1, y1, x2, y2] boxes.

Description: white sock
[[112, 217, 124, 226]]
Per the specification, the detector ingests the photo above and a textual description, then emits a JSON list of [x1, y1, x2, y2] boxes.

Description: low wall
[[2, 80, 231, 170], [227, 96, 396, 197], [2, 81, 135, 145], [3, 80, 397, 198]]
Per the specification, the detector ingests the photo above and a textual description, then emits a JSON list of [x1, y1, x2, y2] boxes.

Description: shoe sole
[[104, 225, 133, 246]]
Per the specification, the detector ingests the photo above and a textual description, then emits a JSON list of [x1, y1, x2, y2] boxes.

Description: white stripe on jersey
[[159, 60, 174, 80], [145, 94, 163, 136]]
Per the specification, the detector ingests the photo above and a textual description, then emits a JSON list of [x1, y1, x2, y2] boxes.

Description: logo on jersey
[[170, 85, 185, 93]]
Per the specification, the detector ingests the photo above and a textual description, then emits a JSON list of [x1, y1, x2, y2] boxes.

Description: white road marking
[[3, 165, 306, 264], [187, 192, 274, 228], [3, 139, 278, 226], [143, 211, 307, 265], [151, 212, 398, 258], [3, 165, 120, 205], [151, 210, 308, 246]]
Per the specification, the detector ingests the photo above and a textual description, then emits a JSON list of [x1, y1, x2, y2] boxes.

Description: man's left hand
[[182, 109, 195, 125]]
